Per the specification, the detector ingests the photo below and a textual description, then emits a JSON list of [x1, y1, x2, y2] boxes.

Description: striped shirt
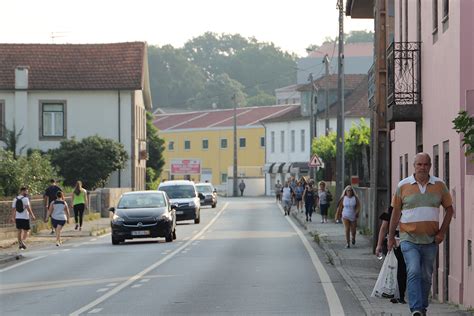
[[392, 175, 452, 244]]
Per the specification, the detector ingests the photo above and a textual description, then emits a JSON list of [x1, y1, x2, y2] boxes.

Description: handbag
[[371, 250, 399, 299]]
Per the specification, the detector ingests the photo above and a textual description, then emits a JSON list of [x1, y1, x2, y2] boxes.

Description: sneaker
[[346, 244, 350, 249], [79, 227, 82, 231], [411, 311, 423, 316], [324, 219, 328, 223], [56, 241, 61, 247], [75, 224, 79, 230], [321, 220, 324, 223], [306, 217, 308, 222], [398, 298, 407, 304], [50, 229, 55, 235], [352, 239, 356, 245], [309, 217, 312, 222]]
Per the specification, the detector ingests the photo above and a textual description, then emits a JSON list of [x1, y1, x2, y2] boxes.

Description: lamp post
[[232, 94, 238, 197]]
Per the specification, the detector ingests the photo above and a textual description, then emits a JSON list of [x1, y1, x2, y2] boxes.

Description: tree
[[187, 73, 247, 109], [146, 111, 165, 189], [246, 91, 276, 106], [1, 124, 26, 159], [148, 45, 206, 108], [312, 132, 337, 181], [345, 30, 374, 43], [345, 119, 370, 185], [452, 111, 474, 158], [49, 136, 128, 190]]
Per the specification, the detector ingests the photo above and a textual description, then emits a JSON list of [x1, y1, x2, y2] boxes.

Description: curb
[[290, 211, 376, 315]]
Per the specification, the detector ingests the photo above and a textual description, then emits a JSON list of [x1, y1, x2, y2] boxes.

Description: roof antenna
[[50, 31, 69, 43]]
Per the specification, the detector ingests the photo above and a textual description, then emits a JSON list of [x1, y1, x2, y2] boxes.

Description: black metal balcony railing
[[387, 41, 422, 122], [367, 62, 375, 110]]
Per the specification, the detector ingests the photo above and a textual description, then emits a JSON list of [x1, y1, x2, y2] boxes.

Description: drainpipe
[[260, 120, 267, 195], [117, 90, 121, 187]]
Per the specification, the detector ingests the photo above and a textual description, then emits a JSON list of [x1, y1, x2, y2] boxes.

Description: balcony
[[368, 62, 375, 110], [387, 42, 422, 122]]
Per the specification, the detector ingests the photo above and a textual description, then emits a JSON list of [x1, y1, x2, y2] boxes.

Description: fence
[[0, 188, 131, 228]]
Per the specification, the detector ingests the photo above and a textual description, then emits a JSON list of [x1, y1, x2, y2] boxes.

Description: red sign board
[[170, 159, 201, 175]]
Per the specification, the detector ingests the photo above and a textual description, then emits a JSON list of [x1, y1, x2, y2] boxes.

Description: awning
[[277, 162, 286, 174], [263, 162, 275, 173], [290, 162, 310, 174]]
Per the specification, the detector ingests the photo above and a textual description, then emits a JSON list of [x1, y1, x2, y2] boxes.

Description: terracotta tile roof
[[297, 74, 367, 92], [0, 42, 146, 90], [326, 77, 370, 118], [154, 105, 299, 131], [260, 106, 305, 123]]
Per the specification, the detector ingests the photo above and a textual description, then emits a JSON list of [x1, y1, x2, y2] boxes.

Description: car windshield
[[196, 185, 213, 193], [118, 193, 166, 209], [159, 185, 196, 199]]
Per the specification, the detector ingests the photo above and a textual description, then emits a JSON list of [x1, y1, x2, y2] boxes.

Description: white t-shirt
[[342, 196, 357, 221], [12, 195, 30, 220], [282, 187, 292, 201], [51, 200, 68, 221]]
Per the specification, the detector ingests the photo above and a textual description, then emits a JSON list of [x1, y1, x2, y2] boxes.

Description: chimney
[[15, 66, 29, 89]]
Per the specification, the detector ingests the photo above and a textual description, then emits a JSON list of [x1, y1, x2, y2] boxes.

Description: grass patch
[[313, 233, 320, 244], [359, 227, 372, 236], [84, 212, 101, 222]]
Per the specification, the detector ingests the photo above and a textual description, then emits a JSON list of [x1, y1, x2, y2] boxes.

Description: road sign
[[308, 155, 323, 168]]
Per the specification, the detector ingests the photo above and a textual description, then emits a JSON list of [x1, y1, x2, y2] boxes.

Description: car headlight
[[188, 201, 195, 207], [158, 213, 172, 221], [112, 214, 124, 223]]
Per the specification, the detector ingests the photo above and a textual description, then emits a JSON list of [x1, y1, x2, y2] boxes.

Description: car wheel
[[165, 231, 173, 242], [194, 212, 201, 224], [172, 228, 177, 240], [112, 236, 120, 245], [212, 202, 217, 208]]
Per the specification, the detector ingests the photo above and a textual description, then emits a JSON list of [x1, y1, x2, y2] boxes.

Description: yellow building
[[154, 105, 297, 186]]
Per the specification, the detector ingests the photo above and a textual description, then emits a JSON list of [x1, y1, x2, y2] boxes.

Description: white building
[[0, 42, 152, 190]]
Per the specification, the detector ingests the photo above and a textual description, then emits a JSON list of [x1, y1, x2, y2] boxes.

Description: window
[[443, 141, 450, 188], [399, 156, 403, 181], [0, 101, 4, 139], [290, 130, 295, 152], [432, 0, 438, 33], [239, 137, 246, 148], [271, 131, 275, 153], [202, 139, 209, 150], [220, 138, 228, 149], [433, 145, 439, 177], [280, 131, 285, 152], [301, 129, 305, 152], [168, 140, 175, 151], [221, 173, 228, 183], [260, 136, 265, 148], [41, 101, 66, 138], [184, 140, 191, 150], [404, 153, 409, 178]]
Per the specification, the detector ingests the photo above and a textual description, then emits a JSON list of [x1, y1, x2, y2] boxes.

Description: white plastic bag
[[371, 250, 399, 299]]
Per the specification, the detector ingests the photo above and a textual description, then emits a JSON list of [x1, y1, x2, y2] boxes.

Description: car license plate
[[131, 230, 149, 236], [176, 211, 184, 215]]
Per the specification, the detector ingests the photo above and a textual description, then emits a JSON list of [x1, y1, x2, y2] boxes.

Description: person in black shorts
[[11, 187, 36, 250], [44, 179, 62, 234]]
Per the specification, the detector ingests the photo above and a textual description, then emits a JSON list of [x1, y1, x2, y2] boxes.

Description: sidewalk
[[289, 207, 471, 316], [0, 217, 111, 265]]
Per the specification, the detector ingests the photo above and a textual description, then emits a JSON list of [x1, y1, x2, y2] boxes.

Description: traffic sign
[[308, 155, 323, 168]]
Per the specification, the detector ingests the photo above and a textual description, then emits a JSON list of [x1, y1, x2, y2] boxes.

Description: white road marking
[[87, 308, 102, 314], [90, 239, 97, 242], [131, 284, 142, 288], [70, 202, 229, 316], [0, 256, 46, 273], [96, 288, 108, 292], [106, 283, 118, 287], [139, 279, 150, 283], [278, 204, 344, 316]]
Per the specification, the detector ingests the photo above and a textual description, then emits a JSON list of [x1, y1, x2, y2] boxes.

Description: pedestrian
[[46, 191, 70, 246], [71, 180, 88, 231], [294, 181, 305, 213], [274, 180, 282, 202], [11, 187, 36, 250], [318, 181, 331, 223], [376, 206, 407, 304], [388, 153, 453, 316], [239, 179, 246, 196], [43, 179, 62, 235], [281, 182, 293, 216], [289, 177, 297, 206], [302, 182, 318, 222], [335, 185, 360, 248]]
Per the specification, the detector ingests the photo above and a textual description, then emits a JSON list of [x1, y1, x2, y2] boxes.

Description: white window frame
[[39, 100, 67, 139], [184, 140, 191, 151], [239, 137, 246, 148], [260, 136, 265, 148], [220, 138, 228, 149], [168, 140, 175, 151], [202, 138, 209, 150]]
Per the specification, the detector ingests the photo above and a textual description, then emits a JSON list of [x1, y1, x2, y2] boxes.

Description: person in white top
[[45, 191, 70, 246], [10, 187, 36, 250], [335, 185, 360, 248], [281, 182, 293, 216]]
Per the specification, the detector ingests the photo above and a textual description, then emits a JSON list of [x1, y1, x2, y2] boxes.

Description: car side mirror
[[198, 193, 205, 200], [213, 189, 217, 193], [171, 204, 178, 210], [109, 207, 115, 213]]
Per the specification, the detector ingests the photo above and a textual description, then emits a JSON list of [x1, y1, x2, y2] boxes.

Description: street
[[0, 197, 364, 315]]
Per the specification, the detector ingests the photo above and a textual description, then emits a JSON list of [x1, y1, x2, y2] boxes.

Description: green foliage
[[1, 125, 26, 159], [187, 73, 247, 109], [312, 132, 337, 163], [146, 111, 165, 189], [345, 30, 374, 44], [246, 91, 276, 106], [0, 149, 55, 196], [345, 118, 370, 160], [452, 111, 474, 157], [49, 136, 128, 190]]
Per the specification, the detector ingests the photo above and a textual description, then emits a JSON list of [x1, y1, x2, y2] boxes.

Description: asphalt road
[[0, 197, 364, 315]]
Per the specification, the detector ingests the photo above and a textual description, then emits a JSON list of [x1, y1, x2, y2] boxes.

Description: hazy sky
[[3, 0, 373, 56]]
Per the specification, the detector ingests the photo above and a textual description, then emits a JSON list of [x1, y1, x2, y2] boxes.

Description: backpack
[[326, 190, 333, 203], [15, 197, 25, 213]]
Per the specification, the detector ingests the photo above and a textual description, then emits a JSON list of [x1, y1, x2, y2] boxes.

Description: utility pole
[[336, 0, 345, 199], [232, 94, 238, 197], [323, 54, 330, 136], [308, 73, 316, 180]]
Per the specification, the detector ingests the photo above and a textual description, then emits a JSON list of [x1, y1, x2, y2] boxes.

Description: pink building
[[389, 0, 474, 308]]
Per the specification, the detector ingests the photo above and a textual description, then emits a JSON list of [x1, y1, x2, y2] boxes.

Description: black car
[[109, 191, 176, 245], [195, 183, 217, 208]]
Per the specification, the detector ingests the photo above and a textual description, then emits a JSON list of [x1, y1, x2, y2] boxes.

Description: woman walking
[[302, 182, 318, 222], [318, 181, 330, 223], [46, 191, 70, 246], [294, 181, 305, 213], [335, 185, 360, 248], [72, 181, 88, 231]]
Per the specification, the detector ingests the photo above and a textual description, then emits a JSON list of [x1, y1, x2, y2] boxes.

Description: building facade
[[0, 43, 151, 190]]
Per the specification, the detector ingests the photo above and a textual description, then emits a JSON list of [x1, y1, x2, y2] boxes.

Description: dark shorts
[[296, 197, 302, 201], [16, 219, 30, 230], [52, 218, 66, 228], [320, 203, 329, 216]]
